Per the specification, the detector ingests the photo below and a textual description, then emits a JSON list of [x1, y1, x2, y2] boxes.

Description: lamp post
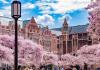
[[11, 0, 21, 70]]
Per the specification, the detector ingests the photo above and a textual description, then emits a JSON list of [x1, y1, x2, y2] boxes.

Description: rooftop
[[51, 24, 89, 36]]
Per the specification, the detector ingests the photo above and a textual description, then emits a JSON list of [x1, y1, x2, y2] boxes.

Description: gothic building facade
[[0, 16, 93, 55], [0, 17, 58, 54], [51, 19, 92, 55]]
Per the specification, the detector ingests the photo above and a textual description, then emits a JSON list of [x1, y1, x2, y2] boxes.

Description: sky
[[0, 0, 92, 28]]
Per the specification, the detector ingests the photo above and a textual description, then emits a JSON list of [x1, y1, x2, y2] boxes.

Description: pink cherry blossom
[[0, 35, 44, 67], [0, 44, 13, 65], [87, 0, 100, 43], [42, 51, 58, 65], [77, 43, 100, 65]]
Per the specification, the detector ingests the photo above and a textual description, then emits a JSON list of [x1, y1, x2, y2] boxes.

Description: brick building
[[0, 16, 93, 55], [0, 17, 58, 53], [51, 18, 92, 55]]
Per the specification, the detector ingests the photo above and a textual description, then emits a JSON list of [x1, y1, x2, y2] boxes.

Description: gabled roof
[[23, 17, 38, 28], [30, 17, 36, 23], [69, 24, 88, 34], [51, 24, 89, 35]]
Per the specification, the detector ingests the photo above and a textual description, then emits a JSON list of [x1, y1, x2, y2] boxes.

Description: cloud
[[39, 6, 52, 14], [36, 0, 91, 14], [38, 5, 51, 11], [22, 3, 35, 10], [0, 5, 11, 17], [0, 2, 35, 18], [3, 5, 10, 10], [0, 0, 8, 3], [0, 9, 11, 17], [58, 14, 72, 25], [35, 14, 54, 26], [0, 12, 4, 16]]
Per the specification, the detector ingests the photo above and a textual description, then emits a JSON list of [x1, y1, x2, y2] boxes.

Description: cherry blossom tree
[[42, 51, 58, 66], [61, 54, 76, 66], [0, 35, 14, 49], [18, 40, 43, 67], [87, 0, 100, 43], [77, 44, 100, 65], [0, 44, 13, 65], [18, 40, 44, 67], [0, 35, 44, 67], [59, 43, 100, 66], [3, 34, 100, 67], [0, 35, 60, 67]]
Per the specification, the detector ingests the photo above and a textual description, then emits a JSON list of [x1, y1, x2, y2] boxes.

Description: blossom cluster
[[0, 35, 58, 67]]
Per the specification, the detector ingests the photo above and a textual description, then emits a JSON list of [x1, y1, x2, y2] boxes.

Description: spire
[[63, 18, 68, 26], [62, 18, 68, 54], [30, 17, 36, 23], [62, 18, 68, 32]]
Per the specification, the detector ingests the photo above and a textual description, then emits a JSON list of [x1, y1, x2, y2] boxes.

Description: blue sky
[[0, 0, 92, 28]]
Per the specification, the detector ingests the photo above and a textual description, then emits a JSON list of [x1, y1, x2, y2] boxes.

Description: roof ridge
[[70, 24, 88, 27], [51, 24, 88, 29]]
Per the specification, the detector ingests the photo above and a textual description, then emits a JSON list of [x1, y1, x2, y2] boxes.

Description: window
[[83, 33, 87, 39], [69, 35, 72, 40], [78, 33, 82, 39], [88, 36, 92, 40], [67, 41, 72, 53]]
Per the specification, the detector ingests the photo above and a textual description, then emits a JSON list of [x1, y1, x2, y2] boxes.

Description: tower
[[62, 18, 68, 54]]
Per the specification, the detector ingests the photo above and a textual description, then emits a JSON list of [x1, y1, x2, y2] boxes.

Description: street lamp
[[11, 0, 21, 70]]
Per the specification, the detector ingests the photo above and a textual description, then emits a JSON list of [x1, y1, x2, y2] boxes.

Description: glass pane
[[14, 3, 18, 15], [18, 4, 21, 15]]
